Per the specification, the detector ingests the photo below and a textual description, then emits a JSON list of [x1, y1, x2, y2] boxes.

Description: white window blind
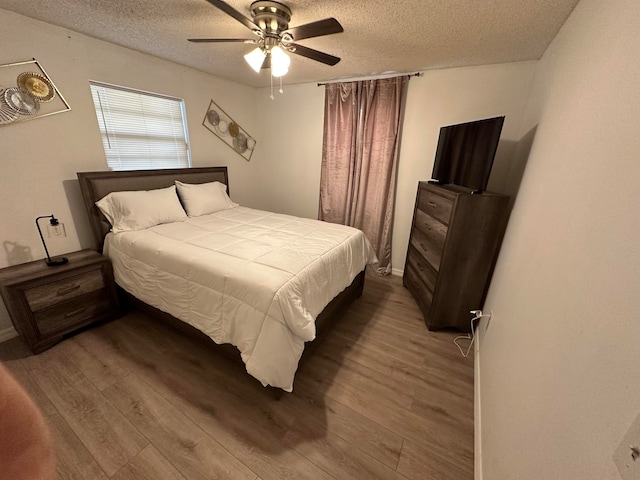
[[90, 82, 191, 171]]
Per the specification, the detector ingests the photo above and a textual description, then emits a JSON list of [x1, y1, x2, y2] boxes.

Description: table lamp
[[35, 214, 68, 266]]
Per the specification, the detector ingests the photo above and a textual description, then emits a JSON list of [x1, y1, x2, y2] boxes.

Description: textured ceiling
[[0, 0, 579, 88]]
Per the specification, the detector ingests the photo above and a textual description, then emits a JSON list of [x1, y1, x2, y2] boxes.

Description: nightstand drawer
[[34, 291, 113, 336], [418, 189, 454, 225], [25, 269, 105, 311], [0, 249, 121, 354]]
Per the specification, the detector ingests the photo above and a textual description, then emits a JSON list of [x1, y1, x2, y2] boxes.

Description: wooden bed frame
[[76, 166, 365, 391]]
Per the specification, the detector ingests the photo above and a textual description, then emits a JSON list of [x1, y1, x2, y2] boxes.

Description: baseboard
[[474, 320, 483, 480], [0, 326, 17, 343], [391, 267, 403, 277]]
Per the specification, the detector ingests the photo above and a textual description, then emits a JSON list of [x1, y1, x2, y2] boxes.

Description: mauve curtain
[[319, 76, 407, 275]]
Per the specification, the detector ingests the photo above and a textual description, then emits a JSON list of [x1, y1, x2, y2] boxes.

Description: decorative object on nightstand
[[35, 214, 68, 266], [0, 250, 121, 353]]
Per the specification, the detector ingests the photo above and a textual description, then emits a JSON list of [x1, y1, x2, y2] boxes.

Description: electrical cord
[[454, 311, 492, 358]]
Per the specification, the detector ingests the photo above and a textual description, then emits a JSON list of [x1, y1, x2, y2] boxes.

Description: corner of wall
[[474, 315, 484, 480]]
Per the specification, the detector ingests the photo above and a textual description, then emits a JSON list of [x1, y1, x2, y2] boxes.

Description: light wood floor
[[0, 274, 474, 480]]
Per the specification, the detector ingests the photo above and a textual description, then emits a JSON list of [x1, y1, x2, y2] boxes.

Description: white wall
[[254, 63, 537, 275], [0, 9, 260, 335], [395, 63, 536, 275], [252, 82, 326, 217], [478, 0, 640, 478]]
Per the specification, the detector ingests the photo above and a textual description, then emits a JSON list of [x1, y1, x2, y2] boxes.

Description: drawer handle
[[420, 242, 428, 252], [64, 307, 87, 319], [427, 201, 437, 208], [57, 284, 81, 296], [424, 222, 432, 230]]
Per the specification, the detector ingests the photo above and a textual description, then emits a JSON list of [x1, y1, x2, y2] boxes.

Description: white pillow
[[96, 185, 187, 233], [175, 180, 238, 217]]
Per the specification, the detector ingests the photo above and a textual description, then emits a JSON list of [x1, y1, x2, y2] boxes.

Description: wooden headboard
[[77, 166, 229, 253]]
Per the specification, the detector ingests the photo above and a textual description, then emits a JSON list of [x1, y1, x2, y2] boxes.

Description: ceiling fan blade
[[188, 38, 254, 43], [204, 0, 260, 31], [283, 18, 343, 41], [289, 43, 340, 66]]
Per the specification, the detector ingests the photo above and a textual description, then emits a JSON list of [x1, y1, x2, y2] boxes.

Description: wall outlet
[[613, 412, 640, 479]]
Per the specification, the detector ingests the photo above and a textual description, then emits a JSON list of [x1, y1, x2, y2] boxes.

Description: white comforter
[[104, 206, 376, 391]]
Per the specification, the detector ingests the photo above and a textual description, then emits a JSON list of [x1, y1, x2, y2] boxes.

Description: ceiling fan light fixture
[[192, 0, 343, 82], [270, 45, 290, 77], [244, 47, 266, 73]]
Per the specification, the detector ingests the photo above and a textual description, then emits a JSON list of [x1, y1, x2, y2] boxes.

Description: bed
[[77, 167, 375, 392]]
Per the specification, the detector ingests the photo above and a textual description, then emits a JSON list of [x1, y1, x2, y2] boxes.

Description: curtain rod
[[317, 72, 421, 86]]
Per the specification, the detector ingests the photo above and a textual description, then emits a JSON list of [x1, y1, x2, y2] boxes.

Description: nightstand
[[0, 249, 121, 353]]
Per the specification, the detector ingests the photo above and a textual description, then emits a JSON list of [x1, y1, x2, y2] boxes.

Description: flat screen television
[[430, 115, 505, 194]]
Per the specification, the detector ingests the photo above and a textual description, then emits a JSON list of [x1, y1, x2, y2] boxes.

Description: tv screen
[[431, 116, 505, 193]]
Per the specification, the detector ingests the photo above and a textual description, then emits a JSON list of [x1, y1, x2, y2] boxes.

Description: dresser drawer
[[34, 291, 113, 336], [410, 226, 444, 272], [418, 188, 454, 225], [406, 245, 438, 293], [25, 269, 105, 311], [414, 209, 447, 250], [404, 264, 433, 312]]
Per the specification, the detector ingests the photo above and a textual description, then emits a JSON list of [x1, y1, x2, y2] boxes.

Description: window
[[90, 81, 191, 171]]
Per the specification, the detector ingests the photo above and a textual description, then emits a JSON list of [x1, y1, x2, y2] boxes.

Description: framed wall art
[[202, 99, 256, 161], [0, 58, 70, 126]]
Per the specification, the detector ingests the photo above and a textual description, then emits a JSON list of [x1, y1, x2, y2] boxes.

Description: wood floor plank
[[331, 319, 427, 366], [91, 312, 173, 381], [294, 364, 473, 470], [19, 343, 85, 381], [26, 347, 148, 477], [411, 384, 474, 436], [0, 273, 474, 480], [45, 414, 109, 480], [117, 343, 338, 480], [319, 328, 464, 398], [273, 391, 404, 470], [103, 373, 258, 480], [2, 360, 57, 416], [112, 445, 187, 480], [420, 360, 474, 400], [317, 323, 430, 382], [60, 327, 132, 391], [344, 298, 428, 337], [303, 343, 417, 410], [282, 411, 406, 480], [397, 438, 473, 480]]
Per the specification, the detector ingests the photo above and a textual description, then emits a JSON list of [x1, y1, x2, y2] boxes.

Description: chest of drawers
[[0, 249, 121, 353], [403, 182, 509, 331]]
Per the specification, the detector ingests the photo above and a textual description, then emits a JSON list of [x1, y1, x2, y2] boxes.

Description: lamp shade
[[271, 46, 290, 77], [244, 47, 267, 73]]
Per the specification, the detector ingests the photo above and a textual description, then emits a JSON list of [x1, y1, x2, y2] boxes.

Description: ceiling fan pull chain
[[270, 72, 275, 100], [279, 76, 284, 95]]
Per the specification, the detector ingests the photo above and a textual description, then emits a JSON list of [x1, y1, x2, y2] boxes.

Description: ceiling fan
[[188, 0, 344, 76]]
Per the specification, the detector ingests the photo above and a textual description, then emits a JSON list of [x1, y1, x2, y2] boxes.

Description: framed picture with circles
[[202, 99, 256, 161], [0, 58, 70, 126]]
